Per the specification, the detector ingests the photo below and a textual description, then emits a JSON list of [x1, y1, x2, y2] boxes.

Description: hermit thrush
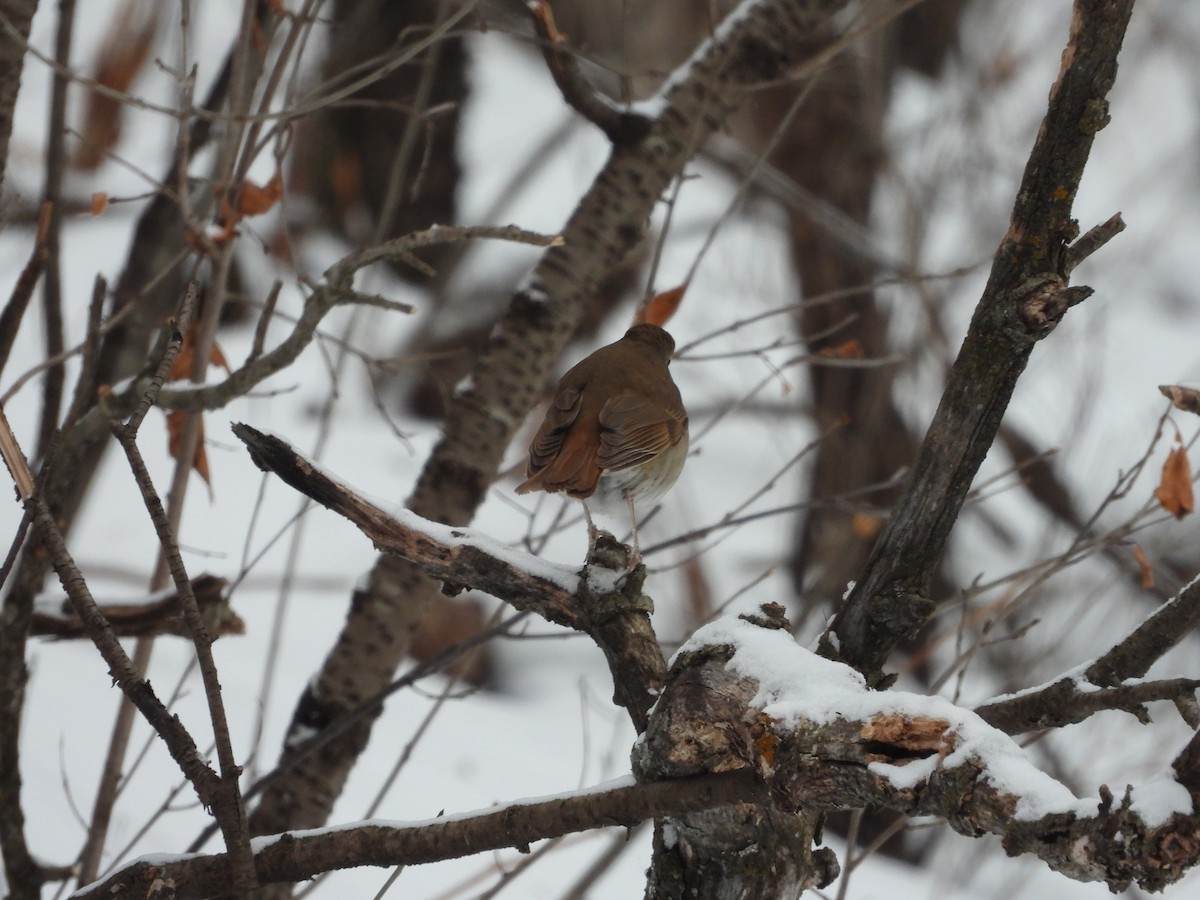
[[516, 324, 689, 545]]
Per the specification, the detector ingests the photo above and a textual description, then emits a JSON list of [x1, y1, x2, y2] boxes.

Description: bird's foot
[[585, 528, 633, 570]]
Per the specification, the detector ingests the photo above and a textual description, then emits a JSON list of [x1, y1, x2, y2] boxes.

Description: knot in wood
[[739, 602, 793, 631], [1014, 274, 1094, 336]]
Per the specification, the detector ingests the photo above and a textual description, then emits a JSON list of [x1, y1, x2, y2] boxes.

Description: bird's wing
[[516, 386, 604, 498], [597, 392, 685, 472], [525, 386, 581, 471]]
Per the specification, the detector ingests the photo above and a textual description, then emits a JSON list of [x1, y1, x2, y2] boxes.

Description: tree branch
[[28, 497, 222, 808], [91, 225, 559, 417], [525, 0, 643, 142], [637, 610, 1200, 894], [232, 424, 667, 731], [823, 0, 1136, 685], [29, 573, 241, 639], [1086, 576, 1200, 687], [74, 771, 760, 900], [249, 0, 858, 843], [977, 675, 1200, 735]]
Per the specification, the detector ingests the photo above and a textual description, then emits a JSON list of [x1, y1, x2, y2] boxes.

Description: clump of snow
[[1130, 774, 1194, 827]]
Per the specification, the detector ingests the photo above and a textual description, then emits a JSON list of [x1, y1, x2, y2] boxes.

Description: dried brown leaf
[[237, 174, 283, 217], [818, 338, 865, 360], [169, 325, 231, 381], [1160, 384, 1200, 416], [1131, 543, 1154, 589], [637, 283, 687, 328], [166, 411, 211, 487], [74, 2, 162, 170], [1154, 442, 1194, 520]]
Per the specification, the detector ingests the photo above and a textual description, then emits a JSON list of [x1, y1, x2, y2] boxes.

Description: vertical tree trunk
[[0, 0, 37, 197]]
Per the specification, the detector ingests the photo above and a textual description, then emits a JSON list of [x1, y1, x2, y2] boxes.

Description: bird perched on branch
[[516, 323, 689, 554]]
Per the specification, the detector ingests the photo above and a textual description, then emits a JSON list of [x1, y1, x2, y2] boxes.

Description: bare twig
[[76, 282, 198, 886], [525, 0, 640, 142], [109, 424, 257, 891], [90, 225, 559, 418], [34, 0, 78, 460], [30, 574, 239, 639], [977, 674, 1200, 734], [0, 203, 48, 382], [1086, 576, 1200, 687], [28, 494, 221, 806]]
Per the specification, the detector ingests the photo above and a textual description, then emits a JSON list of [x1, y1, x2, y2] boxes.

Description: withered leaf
[[1154, 442, 1194, 520], [237, 174, 283, 217], [637, 283, 687, 328], [1160, 384, 1200, 416], [74, 2, 162, 170], [1131, 543, 1154, 589], [818, 338, 865, 360], [167, 411, 211, 488], [168, 325, 231, 382]]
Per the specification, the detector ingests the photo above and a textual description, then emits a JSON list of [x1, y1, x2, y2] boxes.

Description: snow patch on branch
[[679, 617, 1106, 821]]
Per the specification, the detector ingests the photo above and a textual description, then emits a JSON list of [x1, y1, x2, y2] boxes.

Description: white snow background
[[2, 1, 1200, 898]]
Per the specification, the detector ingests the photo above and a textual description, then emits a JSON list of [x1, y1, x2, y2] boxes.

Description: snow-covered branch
[[635, 609, 1200, 893], [232, 423, 667, 730]]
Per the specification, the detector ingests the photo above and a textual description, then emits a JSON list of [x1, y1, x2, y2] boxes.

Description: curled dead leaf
[[637, 283, 687, 328], [1154, 440, 1194, 520], [1160, 385, 1200, 416], [74, 1, 162, 170], [167, 411, 211, 488], [237, 174, 283, 217], [169, 324, 231, 382]]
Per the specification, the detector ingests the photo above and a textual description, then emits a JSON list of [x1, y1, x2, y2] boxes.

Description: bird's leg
[[581, 501, 599, 550], [624, 490, 642, 567]]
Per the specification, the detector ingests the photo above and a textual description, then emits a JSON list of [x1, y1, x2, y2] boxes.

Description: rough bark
[[0, 0, 36, 198], [638, 608, 839, 898], [635, 609, 1200, 895]]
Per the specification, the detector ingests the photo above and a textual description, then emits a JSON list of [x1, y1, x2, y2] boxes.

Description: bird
[[516, 323, 689, 555]]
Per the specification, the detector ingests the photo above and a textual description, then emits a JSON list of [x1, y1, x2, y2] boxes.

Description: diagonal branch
[[822, 0, 1136, 685], [232, 424, 667, 731], [1086, 575, 1200, 687], [976, 576, 1200, 733], [525, 0, 642, 142]]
